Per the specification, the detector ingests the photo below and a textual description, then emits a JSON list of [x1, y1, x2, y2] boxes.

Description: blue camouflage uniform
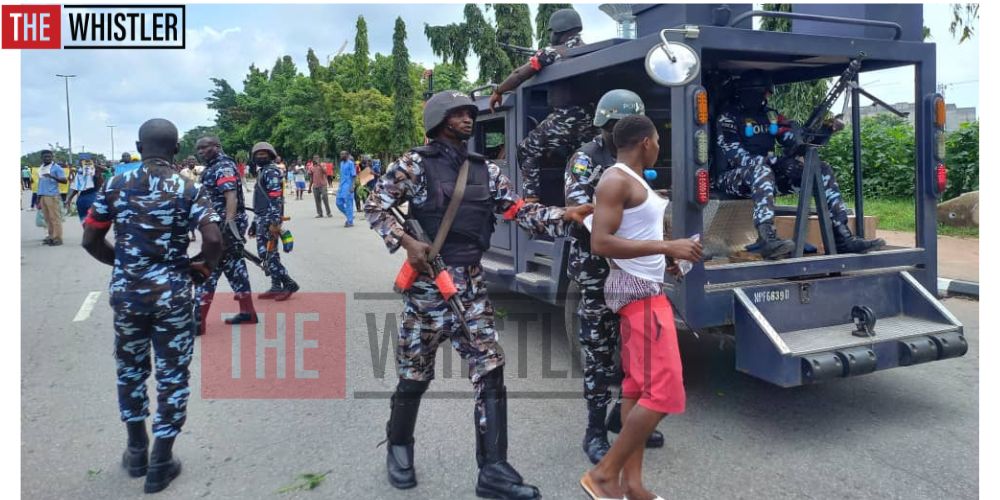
[[194, 152, 253, 325], [365, 140, 574, 428], [252, 162, 292, 282], [517, 34, 600, 199], [85, 160, 220, 438], [564, 135, 620, 415], [713, 104, 849, 227]]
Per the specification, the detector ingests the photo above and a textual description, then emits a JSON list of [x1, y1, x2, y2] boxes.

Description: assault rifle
[[785, 58, 862, 157]]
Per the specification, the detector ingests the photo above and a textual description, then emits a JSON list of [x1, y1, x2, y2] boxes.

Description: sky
[[19, 2, 979, 159]]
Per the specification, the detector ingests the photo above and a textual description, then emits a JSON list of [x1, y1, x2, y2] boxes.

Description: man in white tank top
[[580, 115, 702, 500]]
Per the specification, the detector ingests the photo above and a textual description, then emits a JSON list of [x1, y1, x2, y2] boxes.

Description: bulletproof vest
[[410, 144, 496, 267], [735, 106, 779, 157], [571, 138, 615, 242], [253, 164, 279, 216]]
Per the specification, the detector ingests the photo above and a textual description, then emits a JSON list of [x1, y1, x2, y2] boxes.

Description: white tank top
[[585, 163, 669, 283]]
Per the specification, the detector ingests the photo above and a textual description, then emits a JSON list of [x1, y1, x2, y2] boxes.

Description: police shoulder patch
[[572, 155, 590, 175]]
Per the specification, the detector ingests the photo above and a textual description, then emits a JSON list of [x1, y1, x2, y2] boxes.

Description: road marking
[[73, 292, 102, 322]]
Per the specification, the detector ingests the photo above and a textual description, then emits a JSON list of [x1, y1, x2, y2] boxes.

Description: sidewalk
[[880, 230, 979, 283]]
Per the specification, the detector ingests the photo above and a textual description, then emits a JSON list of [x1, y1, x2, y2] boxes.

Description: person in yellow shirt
[[29, 165, 40, 210], [58, 163, 72, 202]]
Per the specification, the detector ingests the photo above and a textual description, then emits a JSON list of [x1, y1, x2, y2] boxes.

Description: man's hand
[[662, 239, 703, 262], [190, 261, 211, 285], [488, 91, 503, 113], [667, 262, 684, 281], [269, 224, 282, 237], [404, 239, 433, 276], [562, 204, 594, 225]]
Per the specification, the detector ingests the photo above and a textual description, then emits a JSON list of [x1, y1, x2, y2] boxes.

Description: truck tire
[[563, 281, 583, 373]]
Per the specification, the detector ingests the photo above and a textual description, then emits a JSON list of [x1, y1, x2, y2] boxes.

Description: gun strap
[[428, 159, 469, 260]]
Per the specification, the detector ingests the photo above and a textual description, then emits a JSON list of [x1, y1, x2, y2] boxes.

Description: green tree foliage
[[431, 62, 473, 93], [178, 125, 219, 160], [535, 4, 572, 48], [949, 3, 979, 43], [390, 17, 421, 155], [823, 115, 916, 199], [22, 146, 106, 167], [943, 121, 978, 199], [352, 16, 371, 90], [425, 3, 532, 85], [492, 3, 533, 65], [760, 4, 829, 123]]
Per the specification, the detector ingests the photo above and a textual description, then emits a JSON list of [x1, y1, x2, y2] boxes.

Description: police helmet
[[251, 141, 277, 160], [593, 89, 646, 128], [549, 8, 582, 33], [423, 90, 478, 137], [738, 70, 775, 94]]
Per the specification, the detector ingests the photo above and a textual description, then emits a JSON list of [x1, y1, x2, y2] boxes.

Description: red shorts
[[618, 294, 686, 414]]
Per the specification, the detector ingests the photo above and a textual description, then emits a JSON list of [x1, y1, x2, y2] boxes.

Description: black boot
[[755, 223, 795, 260], [122, 421, 148, 478], [385, 379, 428, 490], [582, 405, 610, 465], [275, 277, 300, 302], [258, 278, 284, 300], [194, 293, 213, 337], [144, 437, 182, 494], [475, 368, 541, 500], [606, 400, 665, 449], [833, 222, 886, 254], [225, 294, 258, 324]]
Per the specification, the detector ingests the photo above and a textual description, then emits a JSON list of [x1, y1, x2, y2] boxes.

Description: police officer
[[193, 136, 258, 336], [250, 141, 300, 300], [489, 8, 600, 202], [82, 118, 223, 494], [713, 70, 885, 258], [365, 90, 592, 499], [565, 89, 665, 464]]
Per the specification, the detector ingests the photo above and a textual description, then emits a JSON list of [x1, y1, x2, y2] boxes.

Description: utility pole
[[56, 74, 77, 166], [107, 124, 116, 160]]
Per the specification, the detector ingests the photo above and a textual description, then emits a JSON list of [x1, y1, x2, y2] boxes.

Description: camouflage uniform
[[253, 162, 291, 282], [517, 34, 600, 199], [365, 140, 573, 427], [194, 152, 253, 324], [84, 161, 220, 438], [713, 106, 849, 227], [564, 136, 619, 413]]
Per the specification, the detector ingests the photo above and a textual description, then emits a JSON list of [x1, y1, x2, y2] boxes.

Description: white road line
[[73, 291, 102, 322]]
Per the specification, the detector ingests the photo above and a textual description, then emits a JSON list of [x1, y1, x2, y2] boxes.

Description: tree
[[424, 22, 470, 72], [178, 125, 219, 160], [306, 48, 330, 82], [534, 4, 572, 48], [390, 17, 421, 155], [431, 62, 473, 93], [492, 3, 534, 66], [949, 3, 979, 43], [760, 4, 829, 122], [352, 16, 371, 90]]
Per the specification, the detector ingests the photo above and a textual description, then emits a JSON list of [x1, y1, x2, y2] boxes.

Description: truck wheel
[[563, 281, 583, 374]]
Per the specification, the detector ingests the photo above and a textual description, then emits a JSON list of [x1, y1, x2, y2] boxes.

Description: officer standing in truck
[[364, 90, 592, 499]]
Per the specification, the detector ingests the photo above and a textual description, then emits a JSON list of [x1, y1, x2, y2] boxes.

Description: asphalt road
[[20, 188, 978, 499]]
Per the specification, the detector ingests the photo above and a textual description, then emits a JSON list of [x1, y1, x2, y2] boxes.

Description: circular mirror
[[645, 41, 700, 87]]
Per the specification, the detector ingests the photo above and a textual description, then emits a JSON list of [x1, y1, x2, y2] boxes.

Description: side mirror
[[645, 29, 701, 87]]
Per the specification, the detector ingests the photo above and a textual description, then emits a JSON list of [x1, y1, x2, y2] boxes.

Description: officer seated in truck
[[711, 70, 885, 260]]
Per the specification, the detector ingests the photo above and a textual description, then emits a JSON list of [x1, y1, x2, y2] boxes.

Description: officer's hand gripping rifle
[[389, 206, 473, 338], [785, 58, 862, 158]]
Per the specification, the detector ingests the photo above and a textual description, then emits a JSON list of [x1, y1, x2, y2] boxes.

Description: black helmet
[[423, 90, 478, 137], [593, 89, 646, 128], [549, 8, 582, 33], [738, 70, 775, 93], [251, 141, 277, 159]]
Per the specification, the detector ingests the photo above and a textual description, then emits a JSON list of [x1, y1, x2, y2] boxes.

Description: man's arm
[[564, 150, 596, 207], [716, 113, 767, 170], [590, 171, 701, 261], [82, 185, 115, 266], [363, 152, 425, 253], [490, 162, 591, 238]]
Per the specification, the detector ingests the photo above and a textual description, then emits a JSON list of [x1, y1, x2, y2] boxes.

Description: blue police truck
[[467, 4, 966, 387]]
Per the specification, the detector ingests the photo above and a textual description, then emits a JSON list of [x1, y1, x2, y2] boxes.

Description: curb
[[938, 278, 979, 299]]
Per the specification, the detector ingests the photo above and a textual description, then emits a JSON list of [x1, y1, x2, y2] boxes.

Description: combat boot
[[258, 278, 284, 300], [475, 368, 541, 500], [582, 405, 610, 465], [144, 437, 182, 494], [275, 277, 300, 302], [605, 400, 665, 448], [755, 223, 795, 260], [385, 379, 428, 489], [225, 294, 258, 324], [122, 420, 149, 478], [833, 222, 886, 254]]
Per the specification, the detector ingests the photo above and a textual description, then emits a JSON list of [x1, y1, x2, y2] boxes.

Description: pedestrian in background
[[36, 150, 67, 246], [293, 161, 307, 200], [336, 150, 356, 227], [309, 155, 332, 217], [65, 159, 106, 223], [21, 164, 31, 190]]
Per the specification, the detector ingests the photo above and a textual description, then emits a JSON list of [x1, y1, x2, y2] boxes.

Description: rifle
[[498, 42, 537, 57], [389, 206, 473, 338], [785, 58, 862, 157]]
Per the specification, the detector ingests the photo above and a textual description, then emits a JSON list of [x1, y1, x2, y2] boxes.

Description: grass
[[277, 471, 331, 494], [775, 195, 978, 238]]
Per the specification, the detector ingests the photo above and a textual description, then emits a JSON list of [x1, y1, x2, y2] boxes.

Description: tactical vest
[[736, 107, 779, 157], [410, 145, 496, 267], [570, 138, 615, 243], [253, 164, 279, 216]]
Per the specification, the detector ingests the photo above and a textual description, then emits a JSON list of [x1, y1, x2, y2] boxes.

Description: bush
[[944, 121, 979, 199], [821, 114, 916, 199]]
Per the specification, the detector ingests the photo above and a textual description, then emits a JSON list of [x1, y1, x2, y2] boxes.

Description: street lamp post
[[55, 74, 76, 166], [107, 125, 116, 160]]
